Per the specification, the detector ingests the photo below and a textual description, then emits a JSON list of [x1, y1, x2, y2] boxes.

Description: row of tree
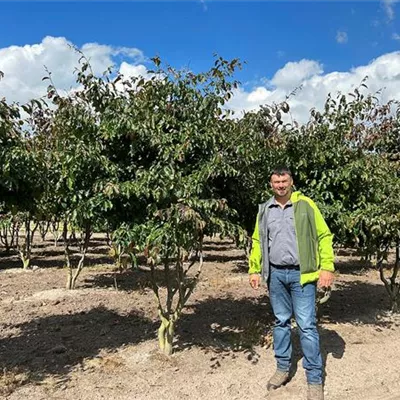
[[0, 56, 399, 354]]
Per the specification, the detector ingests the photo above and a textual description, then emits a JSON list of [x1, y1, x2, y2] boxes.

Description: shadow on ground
[[82, 268, 166, 291], [318, 280, 393, 326], [175, 295, 347, 374], [335, 258, 374, 275], [0, 252, 114, 270], [0, 306, 157, 382], [203, 253, 245, 263], [176, 295, 274, 364], [0, 237, 114, 271], [0, 278, 392, 391], [174, 278, 391, 367], [290, 326, 346, 383], [85, 264, 395, 328], [202, 244, 236, 252]]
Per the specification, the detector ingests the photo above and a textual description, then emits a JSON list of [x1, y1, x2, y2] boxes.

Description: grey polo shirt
[[267, 198, 300, 266]]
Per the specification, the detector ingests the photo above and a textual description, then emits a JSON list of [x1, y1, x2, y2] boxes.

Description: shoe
[[267, 370, 290, 390], [307, 384, 324, 400]]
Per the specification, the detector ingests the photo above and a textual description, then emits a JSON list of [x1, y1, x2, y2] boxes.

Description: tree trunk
[[64, 221, 91, 290], [20, 216, 32, 269], [63, 221, 73, 289], [158, 316, 175, 356], [70, 255, 86, 290], [389, 244, 400, 313], [379, 244, 400, 313], [66, 267, 73, 290], [51, 221, 61, 246], [0, 223, 11, 253], [39, 221, 50, 241], [14, 221, 20, 248]]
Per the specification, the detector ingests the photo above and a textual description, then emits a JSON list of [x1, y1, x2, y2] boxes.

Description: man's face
[[270, 173, 293, 198]]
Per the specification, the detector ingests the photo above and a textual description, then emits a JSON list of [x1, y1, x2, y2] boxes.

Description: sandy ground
[[0, 237, 400, 400]]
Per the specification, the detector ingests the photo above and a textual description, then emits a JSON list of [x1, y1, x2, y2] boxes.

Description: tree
[[35, 64, 116, 289], [94, 57, 246, 354], [0, 76, 46, 267], [281, 84, 400, 311]]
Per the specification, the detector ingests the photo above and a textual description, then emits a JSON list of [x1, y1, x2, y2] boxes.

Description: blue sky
[[2, 2, 399, 81], [1, 1, 400, 122]]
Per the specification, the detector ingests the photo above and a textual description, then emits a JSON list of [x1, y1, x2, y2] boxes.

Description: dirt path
[[0, 239, 399, 399]]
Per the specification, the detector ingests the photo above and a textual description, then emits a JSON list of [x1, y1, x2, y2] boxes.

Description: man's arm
[[249, 215, 262, 289], [314, 205, 334, 271], [313, 201, 335, 287]]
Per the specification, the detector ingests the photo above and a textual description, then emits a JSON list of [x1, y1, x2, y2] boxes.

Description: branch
[[150, 260, 165, 318], [390, 243, 400, 299], [183, 238, 204, 278], [379, 262, 391, 295], [176, 247, 185, 309], [183, 259, 197, 278], [390, 243, 400, 288], [164, 255, 173, 314], [378, 245, 393, 298]]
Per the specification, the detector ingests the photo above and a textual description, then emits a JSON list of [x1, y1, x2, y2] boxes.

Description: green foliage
[[93, 57, 248, 353], [1, 57, 400, 354], [0, 96, 44, 214]]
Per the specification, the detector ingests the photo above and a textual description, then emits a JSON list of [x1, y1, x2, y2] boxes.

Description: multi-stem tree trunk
[[378, 244, 400, 313], [51, 220, 62, 246], [63, 221, 92, 290], [39, 220, 51, 241], [110, 243, 131, 290], [0, 218, 15, 254], [18, 215, 38, 269], [151, 243, 204, 356], [14, 220, 20, 248], [158, 311, 177, 356]]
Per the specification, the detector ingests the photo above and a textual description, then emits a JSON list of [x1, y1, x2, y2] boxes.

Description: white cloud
[[382, 0, 397, 20], [0, 36, 147, 104], [392, 33, 400, 40], [247, 87, 271, 103], [2, 37, 400, 128], [270, 59, 323, 89], [336, 31, 348, 44], [119, 62, 149, 79], [228, 52, 400, 124]]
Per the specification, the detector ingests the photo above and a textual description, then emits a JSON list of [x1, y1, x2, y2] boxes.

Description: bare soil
[[0, 237, 399, 400]]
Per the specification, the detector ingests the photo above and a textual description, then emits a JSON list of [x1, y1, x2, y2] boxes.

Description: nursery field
[[0, 237, 399, 400]]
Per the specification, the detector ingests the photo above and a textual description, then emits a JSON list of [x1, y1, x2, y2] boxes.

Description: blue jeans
[[269, 266, 322, 385]]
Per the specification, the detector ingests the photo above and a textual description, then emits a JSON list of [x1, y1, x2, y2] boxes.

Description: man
[[248, 165, 335, 400]]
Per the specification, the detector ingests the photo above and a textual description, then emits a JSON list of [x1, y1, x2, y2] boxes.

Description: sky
[[1, 0, 400, 123]]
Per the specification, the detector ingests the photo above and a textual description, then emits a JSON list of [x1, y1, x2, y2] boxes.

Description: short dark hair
[[270, 165, 292, 179]]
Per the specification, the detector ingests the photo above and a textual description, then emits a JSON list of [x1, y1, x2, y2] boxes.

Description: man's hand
[[318, 270, 335, 288], [249, 274, 261, 290]]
